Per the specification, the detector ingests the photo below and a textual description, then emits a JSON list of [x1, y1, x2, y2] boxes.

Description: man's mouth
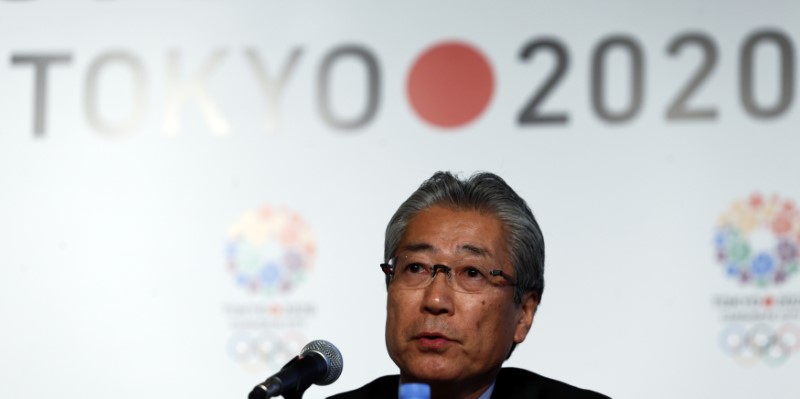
[[414, 332, 453, 350]]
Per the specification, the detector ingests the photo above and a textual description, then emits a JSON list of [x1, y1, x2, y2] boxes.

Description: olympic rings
[[227, 330, 307, 370], [719, 323, 800, 365]]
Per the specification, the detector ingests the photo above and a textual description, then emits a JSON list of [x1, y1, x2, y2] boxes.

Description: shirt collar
[[477, 381, 496, 399]]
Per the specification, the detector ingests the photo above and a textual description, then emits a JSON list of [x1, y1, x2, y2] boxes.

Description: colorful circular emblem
[[715, 193, 800, 286], [226, 205, 316, 294]]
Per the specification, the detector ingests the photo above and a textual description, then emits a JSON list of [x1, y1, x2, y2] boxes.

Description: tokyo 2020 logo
[[226, 205, 316, 295], [714, 193, 800, 286]]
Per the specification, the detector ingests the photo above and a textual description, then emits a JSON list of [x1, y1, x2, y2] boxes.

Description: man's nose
[[421, 267, 454, 315]]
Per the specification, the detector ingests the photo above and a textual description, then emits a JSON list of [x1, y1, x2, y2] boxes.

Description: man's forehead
[[396, 242, 493, 257], [397, 205, 507, 257]]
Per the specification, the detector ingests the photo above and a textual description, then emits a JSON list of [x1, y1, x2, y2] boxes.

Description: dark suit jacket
[[326, 367, 609, 398]]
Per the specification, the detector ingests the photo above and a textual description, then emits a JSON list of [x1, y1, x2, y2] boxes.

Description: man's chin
[[399, 356, 463, 383]]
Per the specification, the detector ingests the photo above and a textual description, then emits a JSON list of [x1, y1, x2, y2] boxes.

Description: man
[[329, 171, 608, 399]]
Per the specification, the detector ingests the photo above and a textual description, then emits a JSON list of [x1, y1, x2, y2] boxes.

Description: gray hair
[[384, 171, 544, 304]]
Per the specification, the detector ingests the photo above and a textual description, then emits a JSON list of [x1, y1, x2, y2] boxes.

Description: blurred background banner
[[1, 1, 799, 398]]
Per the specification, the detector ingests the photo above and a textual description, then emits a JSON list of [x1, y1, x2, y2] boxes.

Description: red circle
[[407, 42, 494, 128]]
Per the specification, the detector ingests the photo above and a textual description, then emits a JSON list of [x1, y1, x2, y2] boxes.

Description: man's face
[[385, 206, 537, 386]]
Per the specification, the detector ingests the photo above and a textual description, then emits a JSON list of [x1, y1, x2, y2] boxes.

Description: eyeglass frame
[[380, 258, 517, 292]]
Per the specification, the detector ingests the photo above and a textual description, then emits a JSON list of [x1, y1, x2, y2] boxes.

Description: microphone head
[[301, 339, 343, 386]]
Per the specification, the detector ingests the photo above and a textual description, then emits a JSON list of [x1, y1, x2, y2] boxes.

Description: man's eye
[[405, 263, 426, 274], [464, 267, 485, 279]]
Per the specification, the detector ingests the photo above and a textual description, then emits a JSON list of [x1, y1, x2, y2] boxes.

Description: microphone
[[248, 339, 343, 399]]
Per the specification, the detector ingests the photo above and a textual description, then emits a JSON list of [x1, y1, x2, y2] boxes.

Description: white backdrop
[[1, 1, 799, 398]]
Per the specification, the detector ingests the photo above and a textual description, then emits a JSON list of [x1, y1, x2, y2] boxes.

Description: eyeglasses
[[380, 257, 516, 293]]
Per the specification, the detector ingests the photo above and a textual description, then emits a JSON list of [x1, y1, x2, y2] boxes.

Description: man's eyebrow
[[398, 243, 435, 253]]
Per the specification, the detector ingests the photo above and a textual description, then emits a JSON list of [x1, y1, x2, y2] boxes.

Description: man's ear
[[514, 292, 538, 344]]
